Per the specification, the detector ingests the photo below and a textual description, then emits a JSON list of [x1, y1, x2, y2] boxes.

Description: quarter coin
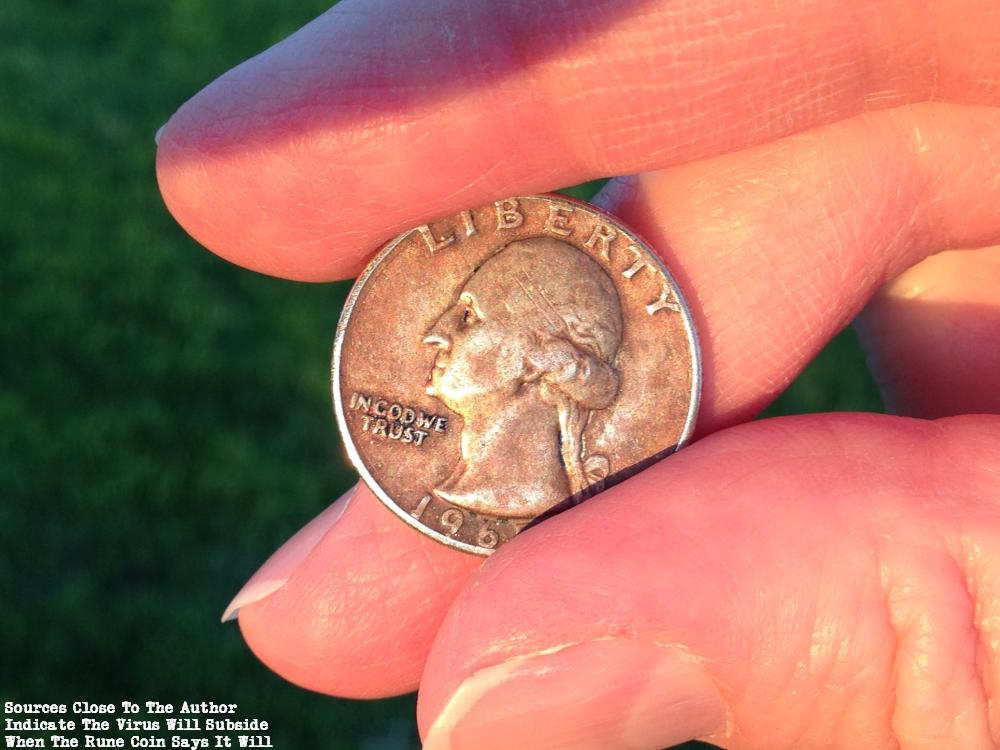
[[332, 194, 700, 554]]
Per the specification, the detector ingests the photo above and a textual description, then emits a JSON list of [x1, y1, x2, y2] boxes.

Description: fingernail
[[154, 123, 166, 145], [221, 487, 356, 623], [423, 639, 726, 750]]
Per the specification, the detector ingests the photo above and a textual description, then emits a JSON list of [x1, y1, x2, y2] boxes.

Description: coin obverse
[[332, 194, 700, 554]]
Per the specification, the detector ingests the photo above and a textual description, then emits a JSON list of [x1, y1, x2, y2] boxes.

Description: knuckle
[[877, 521, 1000, 749]]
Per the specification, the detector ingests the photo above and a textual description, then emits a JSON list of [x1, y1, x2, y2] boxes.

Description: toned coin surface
[[332, 194, 700, 554]]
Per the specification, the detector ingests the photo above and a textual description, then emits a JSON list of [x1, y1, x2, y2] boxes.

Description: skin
[[157, 0, 1000, 747]]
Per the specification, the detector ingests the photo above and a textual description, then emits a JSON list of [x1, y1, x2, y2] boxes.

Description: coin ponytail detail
[[527, 333, 620, 496]]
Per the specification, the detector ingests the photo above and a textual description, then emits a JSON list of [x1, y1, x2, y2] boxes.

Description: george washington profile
[[423, 237, 623, 518]]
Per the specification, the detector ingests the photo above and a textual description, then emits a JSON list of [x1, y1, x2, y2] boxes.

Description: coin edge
[[330, 194, 703, 555]]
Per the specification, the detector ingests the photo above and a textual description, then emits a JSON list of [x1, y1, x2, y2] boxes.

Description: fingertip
[[220, 488, 356, 624], [155, 93, 351, 282], [235, 483, 482, 698], [857, 247, 1000, 418]]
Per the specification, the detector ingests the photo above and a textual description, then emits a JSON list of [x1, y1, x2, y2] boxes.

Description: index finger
[[155, 0, 1000, 281]]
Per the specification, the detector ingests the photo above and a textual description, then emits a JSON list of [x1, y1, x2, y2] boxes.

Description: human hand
[[155, 0, 1000, 747]]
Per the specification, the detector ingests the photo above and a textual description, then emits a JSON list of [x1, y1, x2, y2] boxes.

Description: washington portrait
[[423, 236, 624, 518]]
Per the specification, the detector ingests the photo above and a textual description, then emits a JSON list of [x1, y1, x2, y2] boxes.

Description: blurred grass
[[0, 2, 879, 748]]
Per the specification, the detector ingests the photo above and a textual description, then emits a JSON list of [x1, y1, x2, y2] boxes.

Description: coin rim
[[331, 193, 702, 555]]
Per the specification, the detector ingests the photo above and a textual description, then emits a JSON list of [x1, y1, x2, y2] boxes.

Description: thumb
[[418, 413, 1000, 750], [425, 639, 725, 750], [856, 246, 1000, 419]]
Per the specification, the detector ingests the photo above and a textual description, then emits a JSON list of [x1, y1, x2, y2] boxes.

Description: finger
[[235, 482, 480, 698], [418, 413, 1000, 750], [222, 487, 356, 624], [855, 246, 1000, 418], [155, 0, 1000, 280], [232, 102, 1000, 699], [596, 102, 1000, 430]]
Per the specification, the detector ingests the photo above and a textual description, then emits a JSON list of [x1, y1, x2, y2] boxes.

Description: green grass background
[[0, 1, 882, 747]]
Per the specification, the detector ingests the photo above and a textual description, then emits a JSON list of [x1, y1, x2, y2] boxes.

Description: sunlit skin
[[159, 0, 1000, 747]]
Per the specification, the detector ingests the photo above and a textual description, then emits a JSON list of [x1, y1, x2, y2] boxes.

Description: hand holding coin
[[157, 1, 1000, 748]]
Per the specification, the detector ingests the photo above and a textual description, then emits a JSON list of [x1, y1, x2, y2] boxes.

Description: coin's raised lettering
[[349, 392, 372, 411], [476, 524, 499, 549], [495, 198, 524, 229], [544, 203, 574, 237], [360, 414, 430, 445], [440, 508, 464, 535], [621, 243, 656, 280], [585, 223, 617, 262], [350, 392, 447, 432], [418, 223, 456, 254], [459, 210, 477, 238], [411, 494, 432, 520], [646, 283, 682, 315]]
